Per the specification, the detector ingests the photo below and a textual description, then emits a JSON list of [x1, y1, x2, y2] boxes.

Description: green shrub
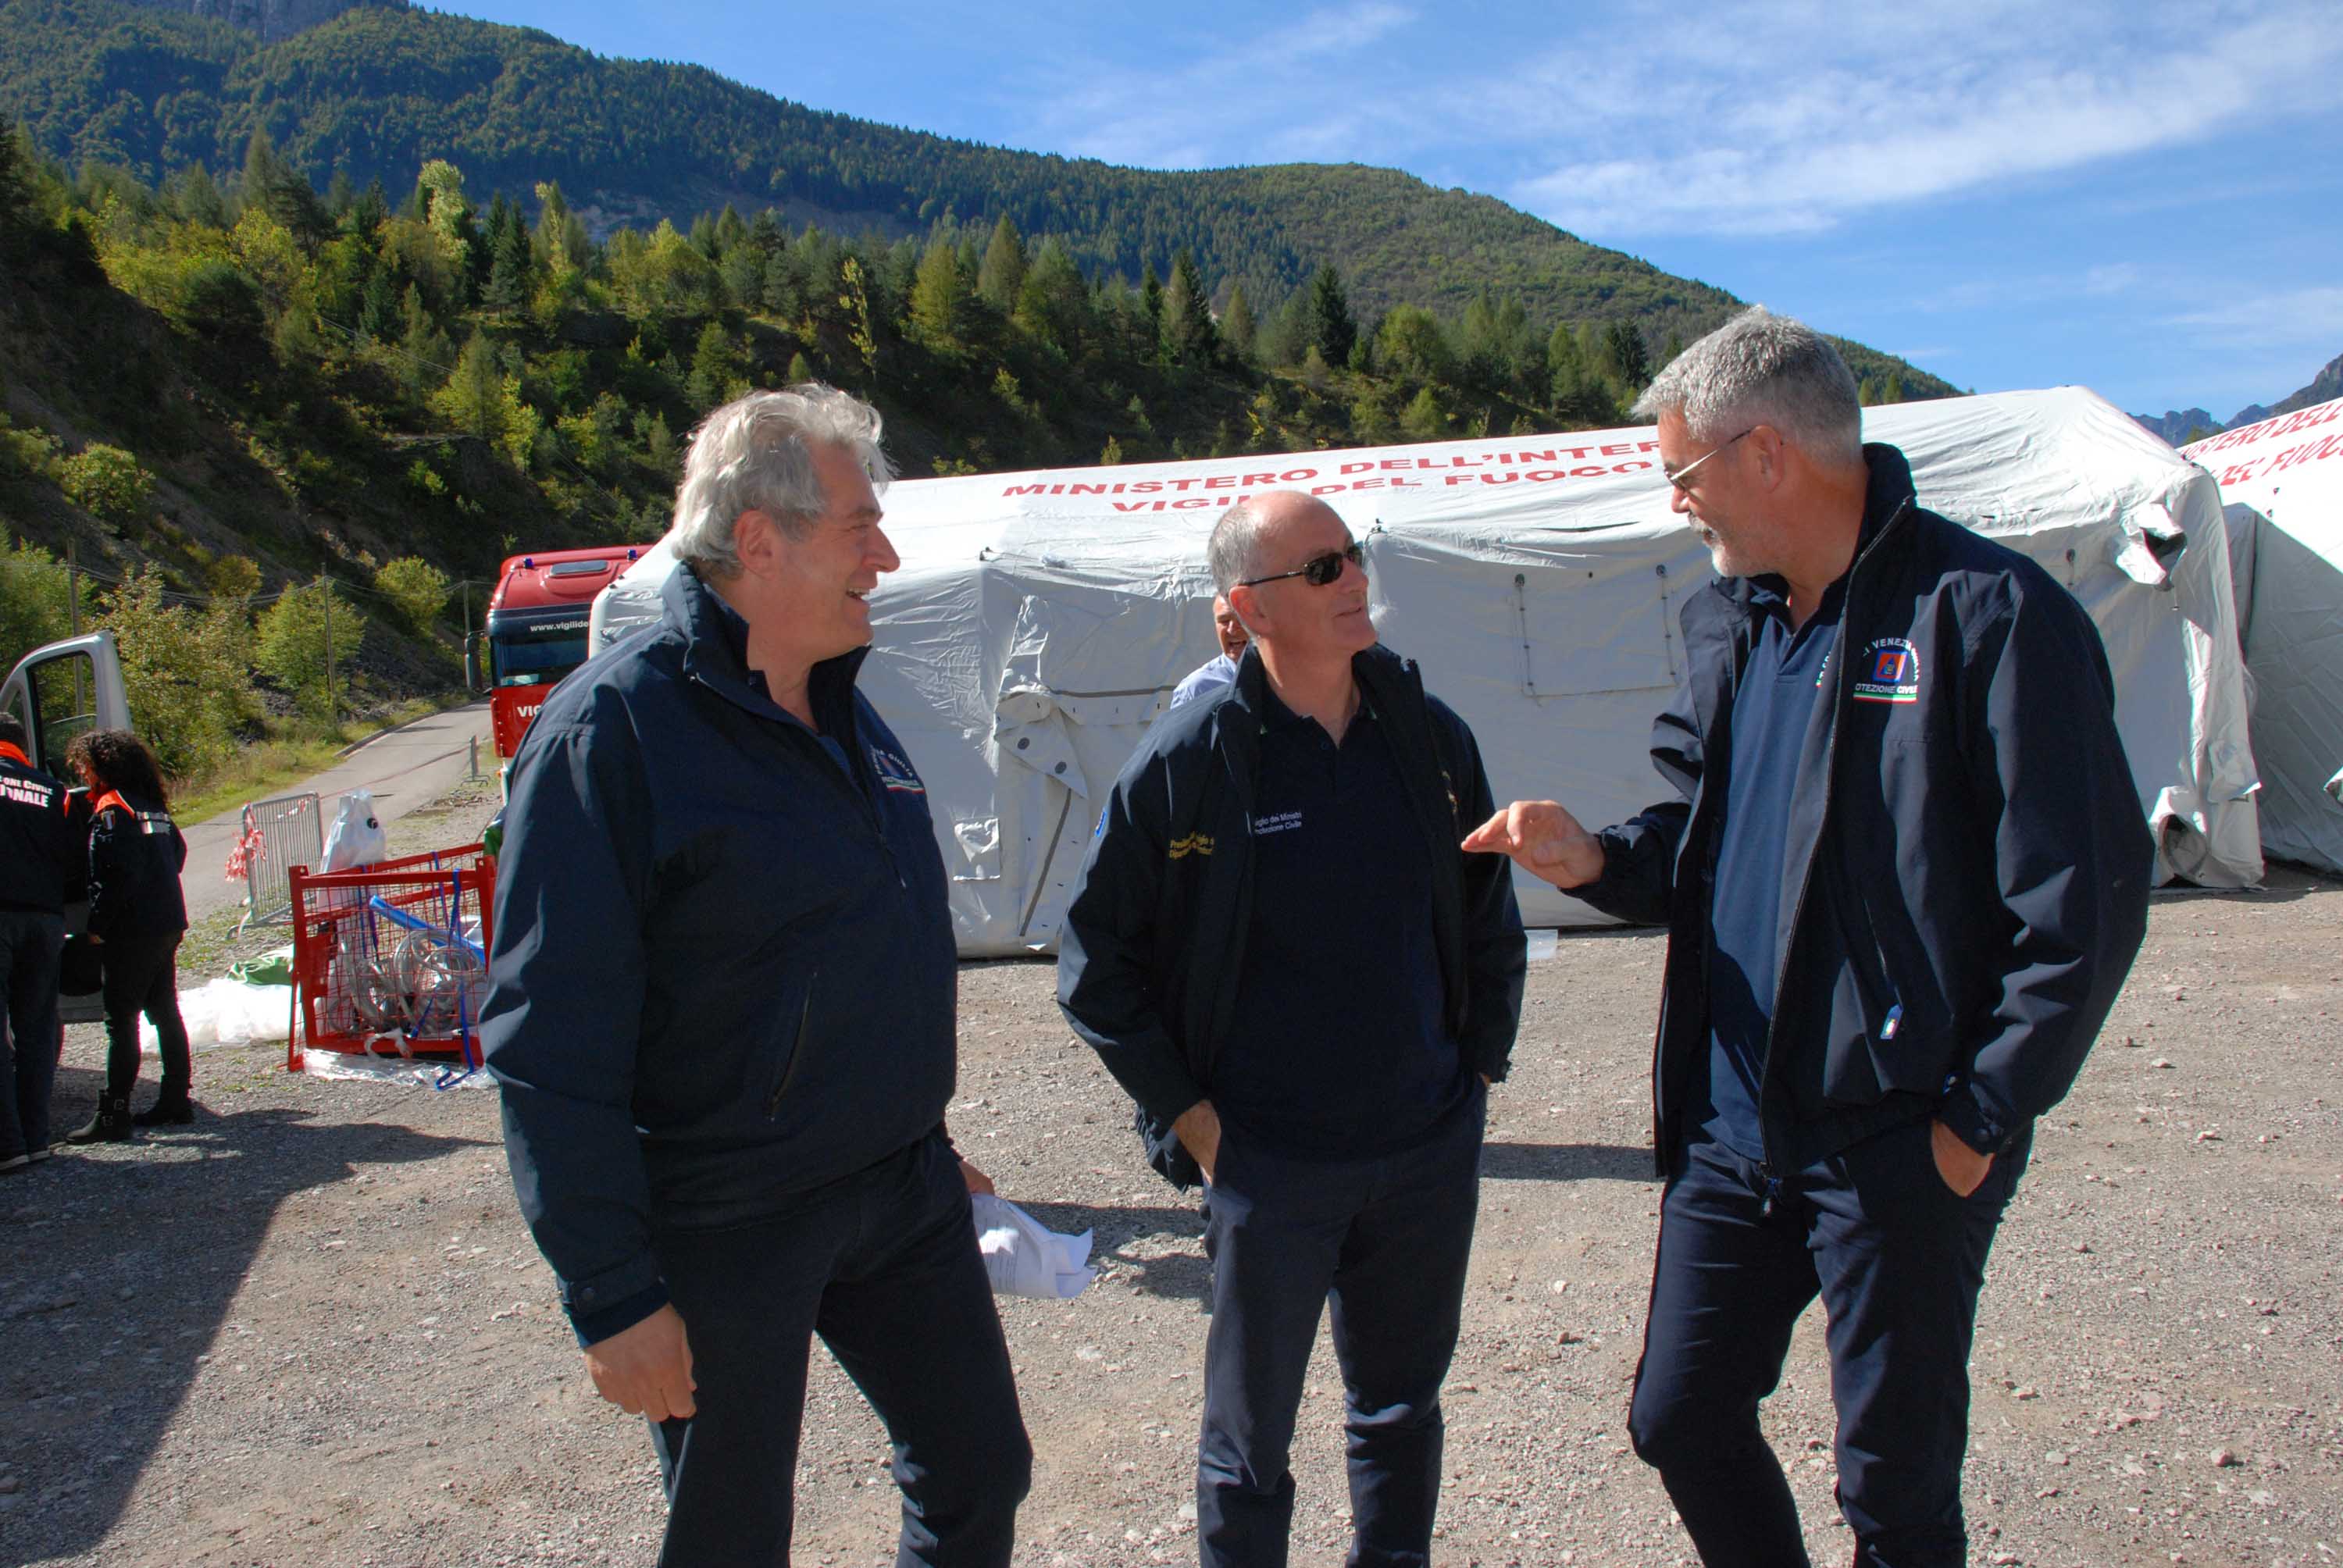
[[58, 444, 153, 524]]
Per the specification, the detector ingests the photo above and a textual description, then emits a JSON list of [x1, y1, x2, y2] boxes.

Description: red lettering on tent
[[1004, 483, 1048, 496], [1342, 461, 1376, 475]]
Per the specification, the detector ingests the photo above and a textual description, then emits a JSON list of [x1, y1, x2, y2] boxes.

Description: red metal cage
[[285, 845, 495, 1071]]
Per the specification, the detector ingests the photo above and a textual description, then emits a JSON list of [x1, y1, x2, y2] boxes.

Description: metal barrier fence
[[237, 792, 323, 930]]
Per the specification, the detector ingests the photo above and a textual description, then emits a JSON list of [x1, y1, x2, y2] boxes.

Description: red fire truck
[[472, 547, 641, 760]]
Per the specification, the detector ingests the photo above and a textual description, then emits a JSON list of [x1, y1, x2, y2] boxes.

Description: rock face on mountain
[[124, 0, 377, 44], [2133, 408, 2221, 446]]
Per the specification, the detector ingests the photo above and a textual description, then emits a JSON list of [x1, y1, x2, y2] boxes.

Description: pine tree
[[1159, 248, 1214, 365], [1400, 385, 1447, 440], [977, 214, 1028, 312], [686, 321, 743, 412], [786, 350, 816, 386], [484, 200, 532, 314], [1306, 264, 1357, 368], [1604, 319, 1650, 394], [909, 236, 969, 346], [1220, 283, 1257, 363]]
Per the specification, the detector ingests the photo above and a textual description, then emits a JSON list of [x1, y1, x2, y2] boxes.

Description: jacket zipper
[[765, 973, 818, 1118], [1752, 497, 1913, 1195], [690, 670, 906, 887]]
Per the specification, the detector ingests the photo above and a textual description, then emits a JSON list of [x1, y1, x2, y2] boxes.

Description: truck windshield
[[488, 617, 590, 687]]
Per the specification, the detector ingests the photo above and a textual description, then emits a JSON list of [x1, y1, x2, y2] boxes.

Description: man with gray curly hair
[[485, 385, 1032, 1566], [1470, 308, 2149, 1566]]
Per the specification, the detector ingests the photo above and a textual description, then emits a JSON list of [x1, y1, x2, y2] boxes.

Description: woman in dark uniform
[[62, 730, 193, 1143]]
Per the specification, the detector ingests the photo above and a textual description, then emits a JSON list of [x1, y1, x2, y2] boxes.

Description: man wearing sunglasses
[[1059, 490, 1526, 1568], [1467, 308, 2150, 1567], [1167, 594, 1250, 712]]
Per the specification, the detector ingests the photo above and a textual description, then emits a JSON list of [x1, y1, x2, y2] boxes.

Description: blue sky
[[455, 0, 2343, 419]]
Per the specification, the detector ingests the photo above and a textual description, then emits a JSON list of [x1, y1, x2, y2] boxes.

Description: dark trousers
[[99, 929, 190, 1103], [1196, 1088, 1485, 1568], [1628, 1117, 2029, 1568], [647, 1130, 1031, 1567], [0, 910, 66, 1156]]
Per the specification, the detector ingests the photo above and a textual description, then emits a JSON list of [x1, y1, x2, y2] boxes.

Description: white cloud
[[2084, 264, 2141, 297], [1003, 2, 1418, 169], [1492, 0, 2343, 237], [2165, 287, 2343, 347]]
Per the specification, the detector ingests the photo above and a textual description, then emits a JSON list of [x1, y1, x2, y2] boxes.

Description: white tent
[[2183, 398, 2343, 874], [596, 387, 2261, 955]]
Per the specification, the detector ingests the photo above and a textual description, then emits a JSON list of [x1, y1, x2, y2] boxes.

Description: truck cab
[[2, 631, 132, 1025], [472, 547, 640, 761]]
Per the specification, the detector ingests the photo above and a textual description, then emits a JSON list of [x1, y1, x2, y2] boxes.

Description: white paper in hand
[[972, 1193, 1097, 1299]]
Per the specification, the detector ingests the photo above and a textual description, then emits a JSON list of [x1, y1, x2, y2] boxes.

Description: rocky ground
[[2, 774, 2338, 1567]]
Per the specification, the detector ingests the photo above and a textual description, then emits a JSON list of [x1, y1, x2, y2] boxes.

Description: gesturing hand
[[1461, 800, 1605, 889], [584, 1303, 697, 1422]]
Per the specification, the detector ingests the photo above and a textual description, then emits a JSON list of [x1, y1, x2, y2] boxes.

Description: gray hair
[[1207, 501, 1269, 596], [671, 384, 895, 577], [1632, 307, 1862, 468]]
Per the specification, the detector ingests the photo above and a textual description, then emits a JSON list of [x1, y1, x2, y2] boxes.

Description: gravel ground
[[3, 772, 2338, 1568]]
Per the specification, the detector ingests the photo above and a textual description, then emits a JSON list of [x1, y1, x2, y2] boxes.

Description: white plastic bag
[[971, 1193, 1096, 1300], [141, 978, 294, 1053], [320, 789, 387, 872]]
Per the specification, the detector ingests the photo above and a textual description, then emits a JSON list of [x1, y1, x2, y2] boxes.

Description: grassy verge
[[169, 696, 461, 823]]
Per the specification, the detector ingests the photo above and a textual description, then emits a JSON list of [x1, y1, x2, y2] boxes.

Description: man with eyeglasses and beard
[[1058, 489, 1526, 1568], [1468, 308, 2150, 1567]]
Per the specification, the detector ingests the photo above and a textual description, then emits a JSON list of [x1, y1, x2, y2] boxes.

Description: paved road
[[180, 703, 496, 924]]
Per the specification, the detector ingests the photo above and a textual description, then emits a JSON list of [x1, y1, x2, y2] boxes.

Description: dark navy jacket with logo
[[481, 564, 958, 1344], [1057, 643, 1527, 1188], [0, 742, 77, 914], [1575, 443, 2154, 1176]]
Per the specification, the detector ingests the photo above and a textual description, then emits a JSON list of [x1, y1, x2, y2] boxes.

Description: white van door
[[2, 630, 132, 1025]]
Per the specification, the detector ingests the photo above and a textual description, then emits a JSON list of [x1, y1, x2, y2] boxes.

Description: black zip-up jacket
[[1057, 643, 1527, 1188], [0, 745, 76, 914], [87, 789, 188, 942], [481, 564, 959, 1345], [1574, 444, 2153, 1176]]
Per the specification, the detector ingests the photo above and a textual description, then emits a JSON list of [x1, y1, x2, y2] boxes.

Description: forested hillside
[[3, 0, 1952, 401], [2, 1, 1956, 789]]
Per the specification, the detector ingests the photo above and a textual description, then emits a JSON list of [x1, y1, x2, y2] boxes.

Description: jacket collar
[[1224, 640, 1415, 724], [662, 561, 871, 725], [0, 741, 31, 769]]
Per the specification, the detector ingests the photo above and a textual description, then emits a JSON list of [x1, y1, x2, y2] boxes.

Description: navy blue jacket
[[1057, 643, 1526, 1188], [482, 565, 959, 1343], [86, 789, 188, 942], [0, 745, 76, 914], [1576, 444, 2153, 1174]]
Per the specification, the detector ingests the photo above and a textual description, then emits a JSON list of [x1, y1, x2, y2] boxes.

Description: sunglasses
[[1238, 540, 1366, 588]]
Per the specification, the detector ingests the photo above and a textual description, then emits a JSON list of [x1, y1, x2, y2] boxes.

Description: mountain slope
[[0, 0, 1956, 396]]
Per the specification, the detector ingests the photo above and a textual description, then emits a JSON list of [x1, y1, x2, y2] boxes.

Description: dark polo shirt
[[1215, 683, 1463, 1159], [1694, 578, 1846, 1161]]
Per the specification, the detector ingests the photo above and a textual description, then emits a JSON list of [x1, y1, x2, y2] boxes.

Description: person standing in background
[[1167, 593, 1249, 712], [62, 729, 194, 1143], [0, 712, 77, 1171]]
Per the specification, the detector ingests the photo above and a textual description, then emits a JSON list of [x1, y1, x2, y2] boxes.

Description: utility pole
[[67, 540, 80, 636], [321, 576, 336, 728]]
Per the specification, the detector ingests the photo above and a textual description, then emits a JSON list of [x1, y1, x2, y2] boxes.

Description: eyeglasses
[[1664, 428, 1755, 494], [1238, 540, 1366, 588]]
